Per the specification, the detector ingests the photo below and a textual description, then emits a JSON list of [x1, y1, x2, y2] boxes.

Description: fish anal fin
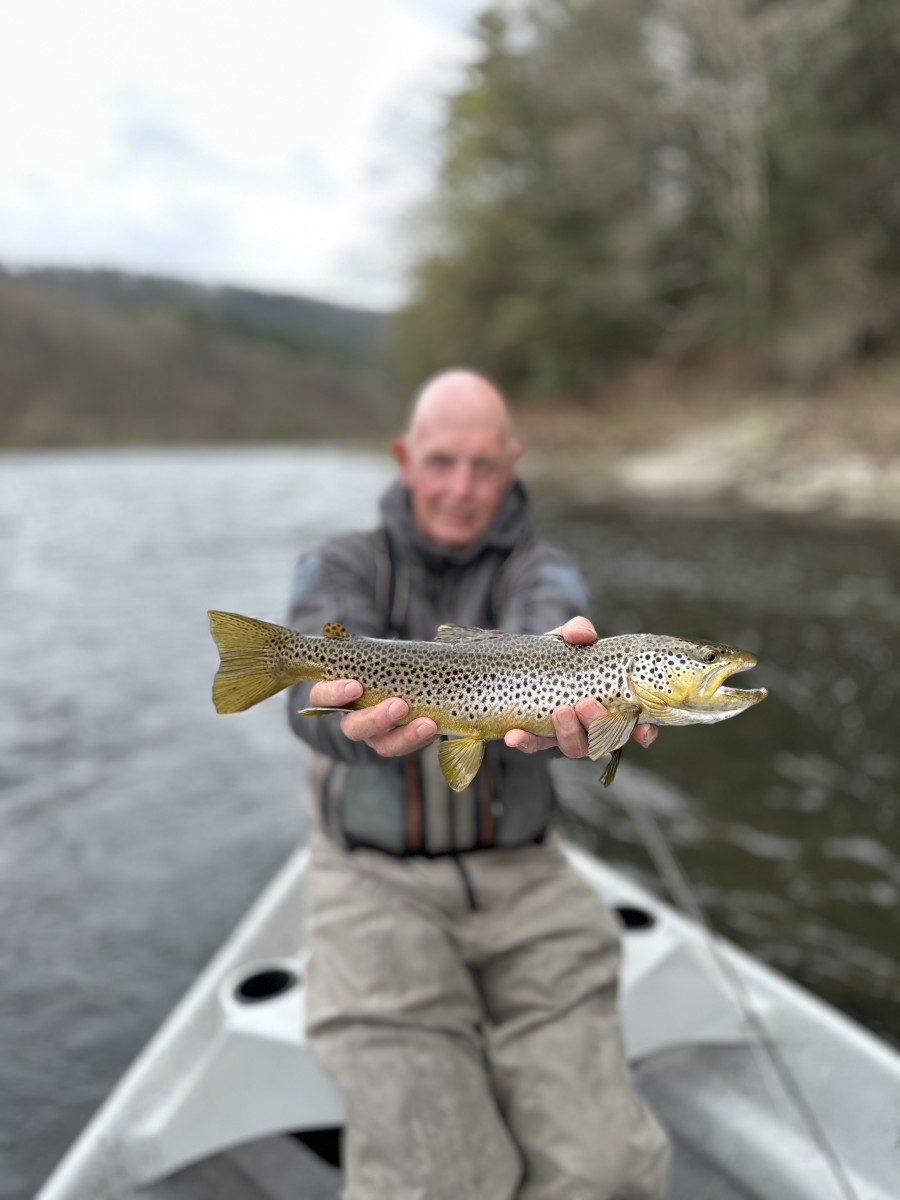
[[297, 705, 359, 717], [323, 621, 352, 639], [601, 747, 624, 788], [587, 704, 640, 760], [433, 624, 506, 643], [438, 736, 486, 791]]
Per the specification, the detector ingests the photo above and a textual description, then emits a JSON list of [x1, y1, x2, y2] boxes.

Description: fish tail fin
[[208, 610, 299, 713]]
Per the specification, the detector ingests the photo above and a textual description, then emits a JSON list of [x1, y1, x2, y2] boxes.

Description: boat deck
[[38, 844, 900, 1200], [140, 1136, 339, 1200]]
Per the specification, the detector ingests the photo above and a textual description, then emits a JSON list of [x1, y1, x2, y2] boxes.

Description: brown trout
[[208, 610, 767, 790]]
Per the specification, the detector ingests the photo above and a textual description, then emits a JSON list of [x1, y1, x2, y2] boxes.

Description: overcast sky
[[0, 0, 484, 309]]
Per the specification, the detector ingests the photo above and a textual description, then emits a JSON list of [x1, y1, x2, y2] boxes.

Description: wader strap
[[375, 526, 410, 639], [371, 522, 535, 855], [476, 760, 495, 848], [403, 757, 424, 853]]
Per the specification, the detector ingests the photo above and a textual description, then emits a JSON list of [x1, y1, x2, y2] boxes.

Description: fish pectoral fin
[[438, 736, 486, 792], [586, 705, 641, 760], [600, 747, 624, 788]]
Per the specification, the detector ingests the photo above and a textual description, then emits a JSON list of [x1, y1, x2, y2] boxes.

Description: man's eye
[[473, 460, 500, 479]]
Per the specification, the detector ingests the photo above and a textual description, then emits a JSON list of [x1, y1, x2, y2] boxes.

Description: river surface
[[2, 447, 899, 1199]]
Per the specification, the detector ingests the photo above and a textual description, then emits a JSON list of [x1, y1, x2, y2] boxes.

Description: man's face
[[394, 422, 517, 547]]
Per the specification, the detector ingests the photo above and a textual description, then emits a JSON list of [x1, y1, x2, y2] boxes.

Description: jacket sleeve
[[496, 541, 591, 634], [284, 532, 385, 763]]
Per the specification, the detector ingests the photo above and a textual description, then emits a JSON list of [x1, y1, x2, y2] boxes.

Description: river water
[[2, 447, 899, 1199]]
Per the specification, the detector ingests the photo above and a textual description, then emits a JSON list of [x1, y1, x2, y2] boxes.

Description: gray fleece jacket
[[286, 479, 589, 854]]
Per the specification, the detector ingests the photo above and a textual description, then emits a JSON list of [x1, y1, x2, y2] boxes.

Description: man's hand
[[307, 679, 438, 757], [504, 616, 658, 758]]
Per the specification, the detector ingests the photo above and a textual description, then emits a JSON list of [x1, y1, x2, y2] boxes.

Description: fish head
[[629, 636, 768, 725]]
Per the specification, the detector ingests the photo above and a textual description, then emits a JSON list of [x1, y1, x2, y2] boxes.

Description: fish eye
[[704, 651, 719, 663]]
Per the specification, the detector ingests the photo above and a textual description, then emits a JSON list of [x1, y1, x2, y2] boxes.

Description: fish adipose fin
[[322, 621, 353, 639], [208, 610, 291, 713], [587, 705, 640, 760], [438, 736, 486, 791]]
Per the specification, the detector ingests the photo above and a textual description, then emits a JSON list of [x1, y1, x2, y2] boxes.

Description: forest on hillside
[[0, 269, 397, 446], [395, 0, 900, 396], [3, 0, 898, 448]]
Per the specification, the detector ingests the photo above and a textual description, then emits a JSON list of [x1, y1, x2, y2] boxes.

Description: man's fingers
[[309, 678, 363, 707], [340, 697, 408, 742], [547, 615, 598, 645], [509, 697, 658, 761], [339, 698, 438, 756], [366, 719, 439, 757], [505, 729, 557, 754], [552, 704, 589, 758], [631, 724, 658, 748]]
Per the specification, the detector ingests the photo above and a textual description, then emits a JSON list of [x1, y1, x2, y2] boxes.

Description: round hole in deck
[[615, 905, 655, 931], [235, 967, 299, 1003]]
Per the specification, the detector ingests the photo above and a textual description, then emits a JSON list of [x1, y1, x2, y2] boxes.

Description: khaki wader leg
[[305, 833, 670, 1200], [464, 842, 671, 1199], [305, 834, 522, 1200]]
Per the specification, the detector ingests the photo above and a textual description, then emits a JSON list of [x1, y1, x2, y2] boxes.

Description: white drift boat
[[36, 841, 900, 1200]]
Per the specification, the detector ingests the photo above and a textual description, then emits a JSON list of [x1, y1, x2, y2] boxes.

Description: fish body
[[208, 610, 767, 790]]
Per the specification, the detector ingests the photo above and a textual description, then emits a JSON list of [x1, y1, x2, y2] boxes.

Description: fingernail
[[388, 699, 407, 721], [343, 681, 362, 700], [415, 719, 434, 738]]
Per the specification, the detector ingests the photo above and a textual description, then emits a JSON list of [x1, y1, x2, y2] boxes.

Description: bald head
[[393, 369, 523, 547], [407, 370, 516, 450]]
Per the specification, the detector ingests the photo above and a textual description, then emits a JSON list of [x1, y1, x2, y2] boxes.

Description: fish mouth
[[688, 656, 768, 712]]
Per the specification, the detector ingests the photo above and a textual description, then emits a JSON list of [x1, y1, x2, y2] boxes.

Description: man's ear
[[508, 437, 524, 469], [392, 436, 412, 483]]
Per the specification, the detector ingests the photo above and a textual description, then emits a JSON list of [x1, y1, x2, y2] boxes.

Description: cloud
[[0, 0, 480, 307]]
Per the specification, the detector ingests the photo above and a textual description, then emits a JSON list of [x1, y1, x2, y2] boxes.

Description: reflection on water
[[3, 450, 899, 1199], [0, 447, 395, 1200], [544, 504, 900, 1046]]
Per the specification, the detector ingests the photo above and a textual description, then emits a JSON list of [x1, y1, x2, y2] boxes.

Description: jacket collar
[[379, 479, 533, 569]]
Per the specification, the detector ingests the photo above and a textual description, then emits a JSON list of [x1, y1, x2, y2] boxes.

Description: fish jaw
[[697, 648, 758, 700], [677, 682, 768, 723]]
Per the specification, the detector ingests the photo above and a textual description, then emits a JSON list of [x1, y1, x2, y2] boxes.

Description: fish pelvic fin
[[208, 610, 297, 713], [438, 736, 486, 792]]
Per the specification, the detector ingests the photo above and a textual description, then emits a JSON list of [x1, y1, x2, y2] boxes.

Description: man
[[286, 370, 671, 1199]]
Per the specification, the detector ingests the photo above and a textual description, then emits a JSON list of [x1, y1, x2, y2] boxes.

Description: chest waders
[[317, 528, 556, 860]]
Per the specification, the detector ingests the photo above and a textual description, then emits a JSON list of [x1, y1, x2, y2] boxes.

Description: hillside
[[0, 268, 398, 446]]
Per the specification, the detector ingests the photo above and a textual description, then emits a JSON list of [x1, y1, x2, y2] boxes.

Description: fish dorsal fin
[[322, 621, 353, 639], [433, 624, 506, 643]]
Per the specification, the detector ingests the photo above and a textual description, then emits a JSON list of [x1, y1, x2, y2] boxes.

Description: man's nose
[[447, 462, 475, 495]]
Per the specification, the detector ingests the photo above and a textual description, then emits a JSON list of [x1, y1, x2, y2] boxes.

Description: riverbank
[[516, 357, 900, 523]]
